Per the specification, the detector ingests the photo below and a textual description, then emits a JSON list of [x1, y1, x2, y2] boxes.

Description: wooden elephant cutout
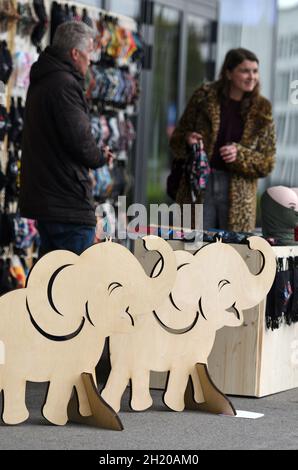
[[0, 236, 177, 427], [102, 237, 276, 414]]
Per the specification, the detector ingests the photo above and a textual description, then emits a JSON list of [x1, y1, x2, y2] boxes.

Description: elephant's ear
[[26, 251, 79, 288], [25, 250, 86, 338], [150, 250, 192, 278]]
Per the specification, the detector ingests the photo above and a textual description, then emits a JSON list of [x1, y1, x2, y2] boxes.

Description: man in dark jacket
[[20, 21, 112, 256]]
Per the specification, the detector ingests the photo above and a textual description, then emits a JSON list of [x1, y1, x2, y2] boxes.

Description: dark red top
[[211, 98, 244, 170]]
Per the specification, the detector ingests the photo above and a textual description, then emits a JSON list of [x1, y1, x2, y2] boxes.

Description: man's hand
[[219, 143, 238, 163], [186, 132, 203, 146], [103, 146, 115, 167]]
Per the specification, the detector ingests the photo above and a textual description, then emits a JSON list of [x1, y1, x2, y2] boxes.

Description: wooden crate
[[134, 240, 298, 397]]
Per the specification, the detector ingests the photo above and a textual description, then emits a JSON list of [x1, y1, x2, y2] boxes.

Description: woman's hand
[[219, 143, 238, 163], [186, 132, 203, 146]]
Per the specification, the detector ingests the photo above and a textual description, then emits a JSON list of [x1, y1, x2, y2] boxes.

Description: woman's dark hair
[[217, 48, 260, 115]]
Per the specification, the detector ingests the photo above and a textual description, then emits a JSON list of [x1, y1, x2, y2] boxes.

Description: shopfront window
[[109, 0, 140, 21], [186, 17, 214, 102], [271, 0, 298, 186], [217, 0, 276, 99], [146, 5, 180, 204], [77, 0, 103, 6]]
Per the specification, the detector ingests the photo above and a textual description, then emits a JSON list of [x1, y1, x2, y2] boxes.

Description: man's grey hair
[[53, 21, 94, 53]]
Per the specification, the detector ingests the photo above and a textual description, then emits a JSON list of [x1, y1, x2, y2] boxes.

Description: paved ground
[[0, 378, 298, 450]]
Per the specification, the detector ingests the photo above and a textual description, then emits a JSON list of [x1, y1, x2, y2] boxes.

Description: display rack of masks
[[87, 15, 142, 210], [0, 94, 39, 295], [0, 1, 46, 296]]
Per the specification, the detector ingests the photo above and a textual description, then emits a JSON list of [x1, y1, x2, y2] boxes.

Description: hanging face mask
[[0, 212, 16, 247], [0, 41, 13, 84], [0, 79, 4, 94], [187, 142, 211, 203], [82, 8, 93, 28], [0, 104, 9, 141], [92, 165, 113, 202], [0, 258, 18, 296], [0, 168, 7, 190]]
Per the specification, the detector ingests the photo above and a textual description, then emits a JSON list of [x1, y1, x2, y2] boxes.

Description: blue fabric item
[[93, 165, 113, 201], [37, 221, 95, 256]]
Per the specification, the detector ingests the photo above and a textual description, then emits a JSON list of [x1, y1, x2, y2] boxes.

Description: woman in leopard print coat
[[169, 48, 276, 232]]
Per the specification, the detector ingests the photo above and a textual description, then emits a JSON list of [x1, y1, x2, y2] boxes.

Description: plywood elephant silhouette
[[102, 237, 276, 412], [0, 236, 176, 425]]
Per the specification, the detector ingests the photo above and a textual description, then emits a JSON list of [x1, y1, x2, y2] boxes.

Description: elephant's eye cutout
[[218, 279, 230, 290], [108, 282, 123, 295]]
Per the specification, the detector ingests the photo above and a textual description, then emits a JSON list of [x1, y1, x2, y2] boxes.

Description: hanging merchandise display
[[0, 2, 47, 286], [266, 256, 298, 330], [91, 12, 143, 222]]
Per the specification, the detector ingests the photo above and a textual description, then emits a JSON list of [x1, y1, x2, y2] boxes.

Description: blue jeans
[[203, 170, 230, 230], [37, 221, 95, 257]]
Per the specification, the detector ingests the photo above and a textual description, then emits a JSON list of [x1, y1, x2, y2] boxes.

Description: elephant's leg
[[164, 367, 189, 411], [2, 377, 29, 424], [101, 367, 129, 413], [130, 369, 152, 411], [75, 378, 92, 417], [43, 381, 73, 425], [190, 368, 205, 404]]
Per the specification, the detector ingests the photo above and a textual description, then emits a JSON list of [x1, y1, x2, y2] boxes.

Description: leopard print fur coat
[[169, 81, 276, 232]]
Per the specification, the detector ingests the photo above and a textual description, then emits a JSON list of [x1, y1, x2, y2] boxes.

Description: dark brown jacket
[[20, 46, 105, 226], [169, 82, 276, 232]]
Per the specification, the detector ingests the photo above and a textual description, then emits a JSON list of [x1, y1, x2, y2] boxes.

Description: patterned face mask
[[188, 142, 211, 203], [0, 104, 9, 141]]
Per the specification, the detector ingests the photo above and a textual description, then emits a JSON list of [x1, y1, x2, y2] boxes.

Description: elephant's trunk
[[143, 236, 177, 302], [242, 236, 276, 309]]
